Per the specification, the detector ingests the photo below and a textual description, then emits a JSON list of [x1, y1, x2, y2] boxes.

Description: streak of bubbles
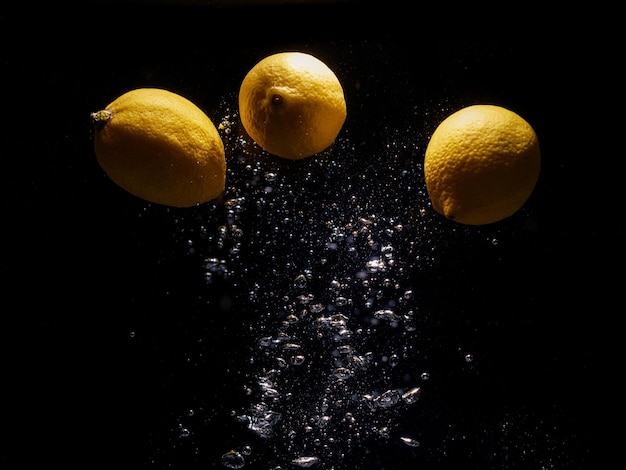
[[190, 115, 448, 469], [143, 98, 473, 468]]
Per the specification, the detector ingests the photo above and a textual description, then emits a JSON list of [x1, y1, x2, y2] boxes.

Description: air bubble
[[294, 274, 308, 288], [291, 355, 306, 365], [374, 389, 401, 409], [292, 456, 319, 467], [402, 387, 422, 404], [221, 450, 245, 469], [400, 436, 420, 447]]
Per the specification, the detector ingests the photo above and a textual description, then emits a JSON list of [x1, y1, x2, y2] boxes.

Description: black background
[[2, 3, 609, 469]]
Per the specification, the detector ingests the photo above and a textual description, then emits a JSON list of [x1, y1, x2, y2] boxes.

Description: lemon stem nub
[[90, 109, 113, 131], [271, 94, 283, 105]]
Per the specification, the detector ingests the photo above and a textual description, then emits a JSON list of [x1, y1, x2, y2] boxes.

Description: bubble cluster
[[208, 121, 439, 468]]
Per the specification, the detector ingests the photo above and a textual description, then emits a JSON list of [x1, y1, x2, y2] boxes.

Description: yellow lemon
[[238, 51, 347, 160], [91, 88, 226, 208], [424, 104, 541, 225]]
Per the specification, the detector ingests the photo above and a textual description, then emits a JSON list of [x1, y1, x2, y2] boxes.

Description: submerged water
[[207, 105, 446, 468], [134, 100, 570, 469]]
